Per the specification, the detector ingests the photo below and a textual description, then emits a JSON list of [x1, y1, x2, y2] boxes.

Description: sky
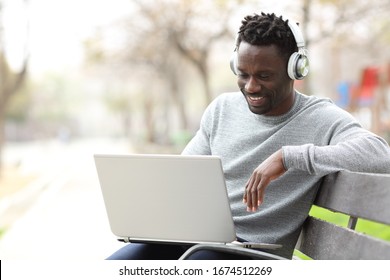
[[2, 0, 132, 75]]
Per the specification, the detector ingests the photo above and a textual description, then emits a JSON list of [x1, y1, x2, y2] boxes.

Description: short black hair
[[237, 12, 298, 60]]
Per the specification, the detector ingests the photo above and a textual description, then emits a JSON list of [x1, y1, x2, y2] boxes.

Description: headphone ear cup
[[287, 52, 299, 80], [287, 52, 309, 80], [230, 51, 238, 75]]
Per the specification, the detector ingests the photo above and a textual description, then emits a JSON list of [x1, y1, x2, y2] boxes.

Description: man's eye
[[258, 74, 270, 79], [237, 73, 249, 78]]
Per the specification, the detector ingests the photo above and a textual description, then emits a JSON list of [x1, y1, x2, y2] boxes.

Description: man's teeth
[[249, 96, 263, 100]]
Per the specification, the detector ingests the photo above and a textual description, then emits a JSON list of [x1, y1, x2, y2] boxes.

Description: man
[[107, 12, 390, 260]]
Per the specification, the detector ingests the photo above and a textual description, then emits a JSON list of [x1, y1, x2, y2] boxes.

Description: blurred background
[[0, 0, 389, 260]]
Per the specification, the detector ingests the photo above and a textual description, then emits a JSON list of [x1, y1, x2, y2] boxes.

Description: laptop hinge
[[118, 237, 131, 243]]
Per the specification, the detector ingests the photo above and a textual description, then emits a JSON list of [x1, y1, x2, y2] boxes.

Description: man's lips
[[247, 95, 266, 106]]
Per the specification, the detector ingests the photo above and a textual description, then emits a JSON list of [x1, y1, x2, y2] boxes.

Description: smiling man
[[181, 12, 390, 258], [237, 41, 295, 116], [107, 12, 390, 260]]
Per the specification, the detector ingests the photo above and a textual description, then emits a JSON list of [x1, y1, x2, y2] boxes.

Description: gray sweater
[[182, 91, 390, 259]]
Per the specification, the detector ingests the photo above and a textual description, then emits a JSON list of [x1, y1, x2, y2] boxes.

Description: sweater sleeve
[[181, 99, 215, 156], [282, 114, 390, 175]]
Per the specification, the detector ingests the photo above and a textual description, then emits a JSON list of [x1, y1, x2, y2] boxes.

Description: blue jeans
[[106, 242, 252, 260]]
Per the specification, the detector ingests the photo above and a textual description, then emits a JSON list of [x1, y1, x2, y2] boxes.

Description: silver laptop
[[94, 153, 281, 249]]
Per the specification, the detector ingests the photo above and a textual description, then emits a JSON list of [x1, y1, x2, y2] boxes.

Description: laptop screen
[[94, 154, 236, 245]]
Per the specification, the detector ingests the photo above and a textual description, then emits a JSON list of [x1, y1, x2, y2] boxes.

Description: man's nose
[[245, 76, 261, 93]]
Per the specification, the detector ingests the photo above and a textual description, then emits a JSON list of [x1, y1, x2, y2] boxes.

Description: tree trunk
[[198, 62, 212, 107], [0, 107, 4, 177]]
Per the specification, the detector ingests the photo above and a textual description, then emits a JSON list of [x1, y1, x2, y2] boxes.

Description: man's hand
[[243, 149, 286, 212]]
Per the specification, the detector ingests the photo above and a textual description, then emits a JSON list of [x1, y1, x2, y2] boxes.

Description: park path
[[0, 138, 131, 260]]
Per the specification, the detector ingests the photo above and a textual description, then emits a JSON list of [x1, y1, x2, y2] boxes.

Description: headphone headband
[[286, 19, 305, 49]]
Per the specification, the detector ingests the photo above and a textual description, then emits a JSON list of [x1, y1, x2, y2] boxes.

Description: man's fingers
[[250, 186, 258, 211], [257, 182, 266, 206], [243, 175, 256, 204], [244, 176, 270, 212], [243, 150, 286, 211]]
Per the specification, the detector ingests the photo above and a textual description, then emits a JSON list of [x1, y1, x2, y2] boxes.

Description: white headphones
[[230, 19, 309, 80]]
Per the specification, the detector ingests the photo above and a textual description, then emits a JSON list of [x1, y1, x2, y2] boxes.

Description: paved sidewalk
[[0, 138, 130, 260]]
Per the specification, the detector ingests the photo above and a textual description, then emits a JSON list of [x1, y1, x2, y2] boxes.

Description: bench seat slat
[[298, 217, 390, 259], [315, 171, 390, 224]]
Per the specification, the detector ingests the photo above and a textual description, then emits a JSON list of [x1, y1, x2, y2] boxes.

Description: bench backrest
[[295, 170, 390, 259]]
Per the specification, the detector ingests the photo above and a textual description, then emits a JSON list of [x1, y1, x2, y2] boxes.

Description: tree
[[133, 0, 247, 100], [0, 0, 29, 175], [84, 0, 247, 144], [127, 0, 236, 129]]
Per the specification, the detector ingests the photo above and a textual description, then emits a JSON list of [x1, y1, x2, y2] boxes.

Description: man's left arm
[[244, 128, 390, 211], [283, 132, 390, 175]]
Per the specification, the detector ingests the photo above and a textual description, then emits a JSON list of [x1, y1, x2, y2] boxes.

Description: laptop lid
[[94, 154, 237, 245]]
